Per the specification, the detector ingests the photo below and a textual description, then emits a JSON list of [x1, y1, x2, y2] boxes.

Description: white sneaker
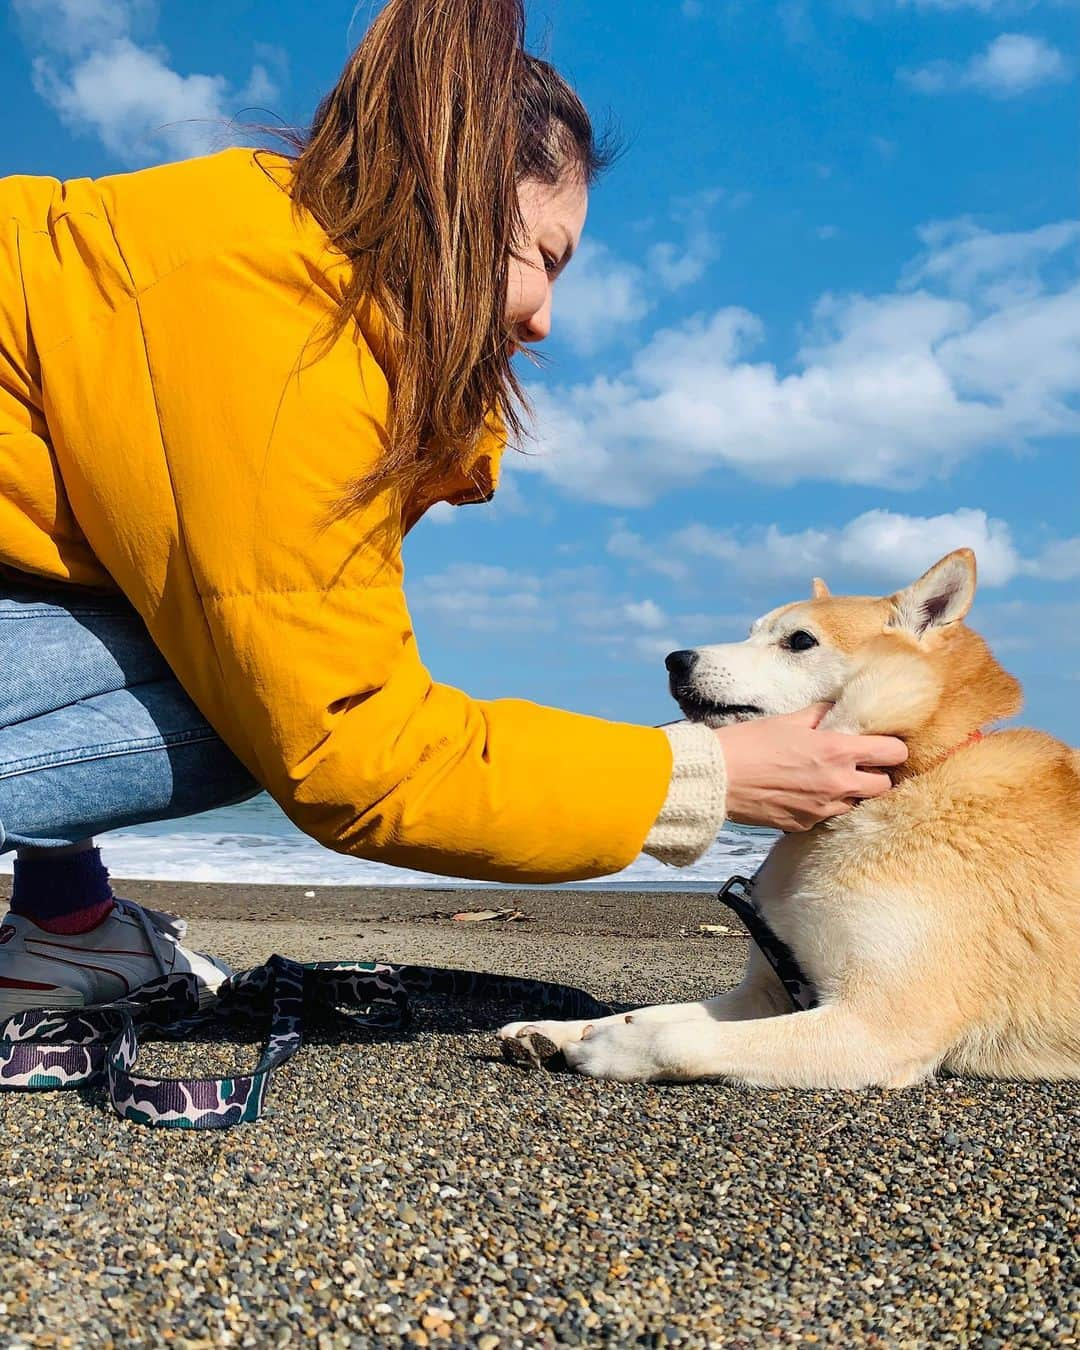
[[0, 899, 232, 1018]]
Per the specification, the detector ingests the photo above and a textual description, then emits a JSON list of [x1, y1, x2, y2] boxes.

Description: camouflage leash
[[0, 879, 816, 1129], [715, 872, 818, 1011], [0, 956, 614, 1130]]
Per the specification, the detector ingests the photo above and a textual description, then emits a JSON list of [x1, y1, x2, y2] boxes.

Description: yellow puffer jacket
[[0, 148, 671, 881]]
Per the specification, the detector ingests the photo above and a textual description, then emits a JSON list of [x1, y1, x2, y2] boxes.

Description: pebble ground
[[0, 882, 1076, 1348]]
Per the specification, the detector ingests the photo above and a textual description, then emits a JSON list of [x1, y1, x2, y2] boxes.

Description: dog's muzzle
[[665, 650, 764, 725]]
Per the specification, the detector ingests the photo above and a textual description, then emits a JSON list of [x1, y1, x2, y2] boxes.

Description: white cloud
[[901, 34, 1070, 99], [12, 0, 154, 57], [673, 508, 1023, 589], [607, 526, 690, 582], [647, 190, 723, 289], [612, 508, 1080, 593], [977, 599, 1080, 657], [522, 218, 1080, 506], [631, 633, 683, 661], [422, 502, 458, 526], [14, 0, 281, 165], [552, 240, 652, 355], [555, 205, 720, 353], [409, 564, 550, 634], [895, 0, 1040, 11], [623, 599, 668, 630], [411, 562, 697, 664], [968, 34, 1068, 96], [411, 562, 657, 645], [904, 218, 1080, 302], [647, 234, 714, 290], [410, 521, 1080, 684], [1025, 536, 1080, 581]]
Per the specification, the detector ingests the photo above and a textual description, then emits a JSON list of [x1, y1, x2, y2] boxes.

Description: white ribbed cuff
[[643, 721, 729, 868]]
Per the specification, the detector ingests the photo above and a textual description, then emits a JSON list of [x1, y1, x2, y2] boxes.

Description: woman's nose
[[517, 288, 552, 345]]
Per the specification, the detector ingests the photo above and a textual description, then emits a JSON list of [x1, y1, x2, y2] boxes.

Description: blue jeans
[[0, 578, 261, 852]]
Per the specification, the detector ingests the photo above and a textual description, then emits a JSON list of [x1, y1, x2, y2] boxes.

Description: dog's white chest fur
[[752, 814, 936, 1000]]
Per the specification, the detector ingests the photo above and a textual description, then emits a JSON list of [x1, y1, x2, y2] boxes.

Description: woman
[[0, 0, 905, 1013]]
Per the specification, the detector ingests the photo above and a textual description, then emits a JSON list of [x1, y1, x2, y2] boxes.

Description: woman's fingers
[[783, 702, 835, 730], [713, 711, 908, 831], [850, 769, 894, 798], [784, 800, 855, 831], [849, 733, 909, 768]]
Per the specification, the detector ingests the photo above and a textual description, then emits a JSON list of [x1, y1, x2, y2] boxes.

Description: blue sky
[[4, 0, 1078, 742]]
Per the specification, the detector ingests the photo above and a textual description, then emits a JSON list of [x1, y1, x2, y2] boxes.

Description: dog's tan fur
[[500, 549, 1080, 1087]]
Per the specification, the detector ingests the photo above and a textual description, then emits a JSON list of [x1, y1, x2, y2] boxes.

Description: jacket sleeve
[[124, 246, 673, 883]]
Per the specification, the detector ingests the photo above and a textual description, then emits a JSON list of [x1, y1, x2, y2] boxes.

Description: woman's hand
[[713, 703, 908, 833]]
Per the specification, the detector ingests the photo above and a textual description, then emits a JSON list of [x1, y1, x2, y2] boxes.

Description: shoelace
[[111, 898, 186, 979]]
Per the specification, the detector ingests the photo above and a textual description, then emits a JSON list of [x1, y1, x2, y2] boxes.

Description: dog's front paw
[[498, 1018, 593, 1069], [562, 1020, 676, 1083]]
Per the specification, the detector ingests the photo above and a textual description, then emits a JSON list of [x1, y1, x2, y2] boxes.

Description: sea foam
[[0, 793, 775, 889]]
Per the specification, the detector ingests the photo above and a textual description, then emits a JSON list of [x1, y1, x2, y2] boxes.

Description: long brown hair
[[275, 0, 612, 517]]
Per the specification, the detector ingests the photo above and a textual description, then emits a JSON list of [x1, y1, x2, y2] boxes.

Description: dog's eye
[[785, 630, 818, 652]]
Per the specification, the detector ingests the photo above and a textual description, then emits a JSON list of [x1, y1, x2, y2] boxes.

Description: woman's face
[[506, 174, 588, 350]]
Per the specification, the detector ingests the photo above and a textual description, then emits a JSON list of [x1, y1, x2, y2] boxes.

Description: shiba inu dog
[[499, 549, 1080, 1087]]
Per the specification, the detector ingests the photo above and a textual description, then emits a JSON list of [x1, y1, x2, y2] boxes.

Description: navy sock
[[10, 847, 115, 933]]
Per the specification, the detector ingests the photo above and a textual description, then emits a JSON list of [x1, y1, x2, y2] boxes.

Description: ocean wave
[[0, 793, 776, 889]]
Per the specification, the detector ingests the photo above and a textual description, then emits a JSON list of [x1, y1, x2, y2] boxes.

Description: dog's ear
[[889, 549, 977, 636], [811, 577, 831, 599]]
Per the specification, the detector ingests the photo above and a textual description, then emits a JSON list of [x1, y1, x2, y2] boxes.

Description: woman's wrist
[[642, 721, 728, 867]]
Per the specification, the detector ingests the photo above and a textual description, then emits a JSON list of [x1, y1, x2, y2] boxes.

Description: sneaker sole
[[0, 976, 227, 1021], [0, 985, 88, 1018], [198, 978, 226, 1012]]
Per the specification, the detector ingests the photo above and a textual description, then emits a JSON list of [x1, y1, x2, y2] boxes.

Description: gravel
[[0, 883, 1076, 1347]]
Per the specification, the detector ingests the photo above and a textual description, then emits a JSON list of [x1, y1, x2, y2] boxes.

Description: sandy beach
[[1, 878, 1076, 1347]]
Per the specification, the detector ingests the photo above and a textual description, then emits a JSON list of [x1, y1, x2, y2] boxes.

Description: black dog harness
[[715, 871, 818, 1011]]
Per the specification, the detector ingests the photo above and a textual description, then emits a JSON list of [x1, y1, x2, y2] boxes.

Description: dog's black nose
[[665, 649, 699, 679]]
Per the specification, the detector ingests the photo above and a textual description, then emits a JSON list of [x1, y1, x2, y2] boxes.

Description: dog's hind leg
[[561, 1000, 940, 1088]]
